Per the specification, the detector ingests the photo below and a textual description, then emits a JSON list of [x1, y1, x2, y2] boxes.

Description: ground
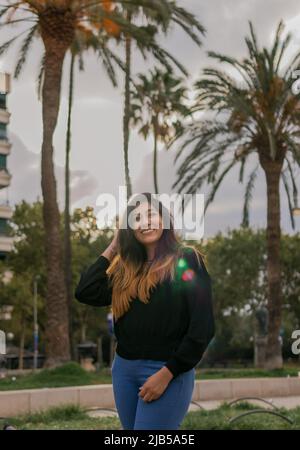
[[1, 400, 300, 430]]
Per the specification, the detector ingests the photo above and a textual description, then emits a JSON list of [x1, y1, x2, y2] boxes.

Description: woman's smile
[[132, 202, 163, 245], [141, 229, 155, 234]]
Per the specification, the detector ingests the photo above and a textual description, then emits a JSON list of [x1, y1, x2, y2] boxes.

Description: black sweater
[[74, 247, 215, 379]]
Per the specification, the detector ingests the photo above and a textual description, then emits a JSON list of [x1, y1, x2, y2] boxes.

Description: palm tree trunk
[[153, 120, 159, 194], [123, 11, 133, 201], [64, 52, 75, 361], [262, 161, 283, 369], [41, 38, 71, 368]]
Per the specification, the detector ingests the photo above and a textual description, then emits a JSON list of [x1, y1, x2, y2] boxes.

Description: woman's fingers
[[139, 386, 157, 402], [143, 393, 153, 402]]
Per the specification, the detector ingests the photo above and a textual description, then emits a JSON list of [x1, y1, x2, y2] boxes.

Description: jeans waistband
[[114, 351, 168, 364]]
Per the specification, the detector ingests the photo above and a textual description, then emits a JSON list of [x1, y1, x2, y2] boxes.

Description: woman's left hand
[[138, 366, 174, 402]]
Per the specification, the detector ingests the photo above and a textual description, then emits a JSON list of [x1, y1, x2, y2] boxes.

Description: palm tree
[[0, 0, 174, 367], [131, 68, 189, 193], [170, 21, 300, 369], [62, 23, 122, 360], [120, 3, 206, 199], [64, 47, 76, 360], [62, 3, 204, 348]]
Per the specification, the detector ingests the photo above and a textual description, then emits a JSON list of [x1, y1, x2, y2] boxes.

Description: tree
[[0, 273, 44, 369], [131, 68, 189, 193], [0, 0, 176, 367], [61, 15, 122, 360], [0, 200, 46, 368], [0, 201, 115, 366], [120, 2, 205, 199], [71, 206, 114, 348], [171, 21, 300, 368], [280, 232, 300, 329]]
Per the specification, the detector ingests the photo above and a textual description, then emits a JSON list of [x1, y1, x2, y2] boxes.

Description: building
[[0, 73, 13, 261]]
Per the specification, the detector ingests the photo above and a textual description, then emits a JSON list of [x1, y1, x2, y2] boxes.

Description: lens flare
[[181, 269, 195, 282]]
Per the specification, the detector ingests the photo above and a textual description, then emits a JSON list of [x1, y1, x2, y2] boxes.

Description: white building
[[0, 73, 13, 260]]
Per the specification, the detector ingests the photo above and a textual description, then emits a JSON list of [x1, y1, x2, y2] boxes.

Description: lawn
[[0, 362, 299, 391], [0, 402, 299, 430], [0, 362, 112, 391]]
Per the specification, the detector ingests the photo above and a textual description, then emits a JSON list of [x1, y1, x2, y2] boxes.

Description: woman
[[75, 192, 215, 430]]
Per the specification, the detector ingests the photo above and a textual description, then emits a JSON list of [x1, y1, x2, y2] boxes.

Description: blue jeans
[[111, 352, 195, 430]]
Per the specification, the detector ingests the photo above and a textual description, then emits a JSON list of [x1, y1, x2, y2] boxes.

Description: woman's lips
[[141, 229, 155, 234]]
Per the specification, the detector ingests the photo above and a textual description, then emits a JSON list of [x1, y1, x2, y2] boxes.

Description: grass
[[0, 402, 299, 430], [0, 362, 112, 391], [198, 366, 300, 379], [182, 402, 300, 430], [0, 405, 120, 430], [0, 362, 299, 391]]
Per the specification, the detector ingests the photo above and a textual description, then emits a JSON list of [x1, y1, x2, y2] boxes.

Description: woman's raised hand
[[101, 228, 119, 262]]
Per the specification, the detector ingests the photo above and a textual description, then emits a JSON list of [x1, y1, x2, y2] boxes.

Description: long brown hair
[[106, 192, 204, 321]]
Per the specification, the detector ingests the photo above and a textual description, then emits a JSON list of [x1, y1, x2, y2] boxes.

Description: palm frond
[[0, 31, 27, 57], [37, 52, 45, 101], [97, 45, 118, 87], [281, 170, 296, 229], [285, 158, 298, 208], [206, 51, 254, 89], [171, 3, 206, 37], [204, 159, 236, 214], [149, 43, 188, 76], [241, 163, 259, 227], [238, 156, 247, 183], [171, 16, 202, 47], [14, 24, 38, 78]]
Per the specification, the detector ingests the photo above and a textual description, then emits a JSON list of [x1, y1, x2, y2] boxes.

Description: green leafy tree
[[0, 273, 44, 369], [71, 206, 116, 349], [281, 233, 300, 329], [0, 200, 46, 367]]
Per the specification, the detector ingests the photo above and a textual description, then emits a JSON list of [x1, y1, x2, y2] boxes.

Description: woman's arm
[[164, 248, 215, 379], [74, 236, 118, 307]]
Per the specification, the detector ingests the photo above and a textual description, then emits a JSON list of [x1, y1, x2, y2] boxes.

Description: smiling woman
[[75, 192, 215, 430], [132, 201, 164, 258]]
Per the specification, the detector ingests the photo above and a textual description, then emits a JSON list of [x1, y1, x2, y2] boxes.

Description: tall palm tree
[[0, 0, 172, 367], [62, 3, 204, 345], [65, 48, 76, 359], [120, 2, 206, 199], [170, 21, 300, 369], [62, 23, 122, 359], [131, 68, 189, 193]]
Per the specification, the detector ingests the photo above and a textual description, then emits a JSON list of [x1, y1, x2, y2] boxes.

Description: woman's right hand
[[101, 228, 119, 262]]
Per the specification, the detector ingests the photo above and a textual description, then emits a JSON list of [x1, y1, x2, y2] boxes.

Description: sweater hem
[[115, 343, 178, 362]]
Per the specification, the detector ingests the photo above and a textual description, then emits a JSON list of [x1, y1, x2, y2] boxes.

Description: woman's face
[[132, 202, 164, 246]]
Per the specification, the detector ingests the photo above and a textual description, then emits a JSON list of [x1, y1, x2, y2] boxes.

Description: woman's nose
[[139, 217, 151, 230]]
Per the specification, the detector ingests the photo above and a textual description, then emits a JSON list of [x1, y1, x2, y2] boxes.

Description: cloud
[[8, 132, 100, 209], [1, 1, 298, 237]]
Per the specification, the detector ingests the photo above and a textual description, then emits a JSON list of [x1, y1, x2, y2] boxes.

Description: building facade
[[0, 73, 13, 260]]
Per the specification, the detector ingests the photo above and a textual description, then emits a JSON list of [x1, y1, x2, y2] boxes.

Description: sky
[[1, 0, 300, 238]]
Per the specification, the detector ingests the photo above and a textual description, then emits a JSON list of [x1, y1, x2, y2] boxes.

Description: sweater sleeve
[[74, 255, 112, 307], [164, 249, 215, 378]]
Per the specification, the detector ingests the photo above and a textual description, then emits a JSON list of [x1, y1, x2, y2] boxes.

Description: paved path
[[86, 395, 300, 418]]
